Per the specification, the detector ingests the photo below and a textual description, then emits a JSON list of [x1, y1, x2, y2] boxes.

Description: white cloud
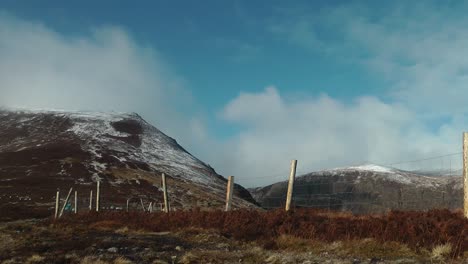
[[216, 87, 463, 187], [0, 12, 195, 145], [206, 2, 468, 186]]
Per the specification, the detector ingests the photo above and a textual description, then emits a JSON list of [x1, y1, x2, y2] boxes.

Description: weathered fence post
[[89, 190, 93, 211], [398, 188, 403, 208], [148, 202, 153, 213], [285, 160, 297, 211], [59, 187, 73, 218], [463, 132, 468, 218], [140, 198, 146, 212], [162, 173, 169, 213], [96, 181, 100, 212], [55, 190, 60, 219], [126, 198, 130, 212], [74, 191, 77, 214], [225, 176, 234, 211]]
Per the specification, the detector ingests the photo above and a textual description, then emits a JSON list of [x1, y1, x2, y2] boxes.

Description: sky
[[0, 0, 467, 187]]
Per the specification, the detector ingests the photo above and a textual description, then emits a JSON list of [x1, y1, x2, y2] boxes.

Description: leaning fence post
[[96, 181, 100, 212], [463, 132, 468, 218], [89, 190, 93, 211], [285, 160, 297, 211], [225, 176, 234, 211], [74, 191, 78, 214], [59, 187, 73, 218], [140, 198, 146, 212], [162, 173, 169, 213], [54, 190, 60, 219]]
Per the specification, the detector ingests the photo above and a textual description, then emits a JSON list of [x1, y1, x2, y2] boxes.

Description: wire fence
[[1, 151, 464, 219], [242, 151, 464, 214]]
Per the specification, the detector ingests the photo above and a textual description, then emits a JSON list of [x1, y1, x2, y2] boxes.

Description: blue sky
[[0, 0, 384, 135], [1, 1, 467, 186]]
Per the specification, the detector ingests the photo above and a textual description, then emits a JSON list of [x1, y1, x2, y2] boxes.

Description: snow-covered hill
[[313, 164, 459, 188], [250, 164, 462, 213], [0, 109, 256, 219]]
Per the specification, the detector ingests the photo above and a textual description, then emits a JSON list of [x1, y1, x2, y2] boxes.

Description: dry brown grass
[[80, 256, 109, 264], [114, 226, 130, 234], [2, 216, 467, 263], [274, 235, 319, 251], [26, 254, 45, 263], [431, 243, 453, 260], [53, 208, 468, 258], [335, 239, 419, 260], [89, 220, 123, 231], [113, 257, 134, 264], [273, 236, 420, 260]]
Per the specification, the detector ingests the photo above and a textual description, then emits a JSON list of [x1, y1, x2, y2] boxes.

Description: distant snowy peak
[[337, 164, 394, 173], [302, 163, 454, 188]]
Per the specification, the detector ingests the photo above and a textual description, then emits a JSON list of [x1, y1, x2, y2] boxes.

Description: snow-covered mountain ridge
[[310, 164, 460, 188], [2, 110, 214, 184], [250, 163, 462, 213]]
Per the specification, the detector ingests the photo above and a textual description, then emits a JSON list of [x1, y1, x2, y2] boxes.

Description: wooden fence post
[[148, 202, 153, 213], [463, 132, 468, 218], [140, 198, 146, 212], [89, 190, 93, 211], [55, 190, 60, 219], [74, 191, 77, 214], [285, 160, 297, 211], [59, 187, 73, 218], [225, 176, 234, 211], [126, 198, 130, 212], [398, 188, 403, 209], [96, 181, 100, 212], [162, 173, 169, 213]]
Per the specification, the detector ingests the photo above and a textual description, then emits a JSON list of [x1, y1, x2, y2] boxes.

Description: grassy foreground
[[0, 209, 467, 263]]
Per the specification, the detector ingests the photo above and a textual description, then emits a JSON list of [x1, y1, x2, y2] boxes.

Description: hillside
[[249, 165, 463, 213], [0, 109, 256, 220]]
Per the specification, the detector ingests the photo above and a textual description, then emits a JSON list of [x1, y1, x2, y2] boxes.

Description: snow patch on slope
[[310, 163, 446, 187], [347, 164, 394, 173], [55, 110, 223, 188]]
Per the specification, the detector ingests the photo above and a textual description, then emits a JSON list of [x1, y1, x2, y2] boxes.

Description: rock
[[175, 246, 183, 251], [216, 243, 230, 249], [107, 247, 118, 253]]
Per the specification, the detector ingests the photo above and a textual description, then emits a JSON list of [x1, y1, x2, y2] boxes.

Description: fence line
[[46, 136, 467, 218]]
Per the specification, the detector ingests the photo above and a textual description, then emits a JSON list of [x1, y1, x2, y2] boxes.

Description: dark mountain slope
[[0, 110, 257, 220]]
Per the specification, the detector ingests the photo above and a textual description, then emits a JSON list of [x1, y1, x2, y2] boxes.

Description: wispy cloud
[[266, 1, 468, 116]]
